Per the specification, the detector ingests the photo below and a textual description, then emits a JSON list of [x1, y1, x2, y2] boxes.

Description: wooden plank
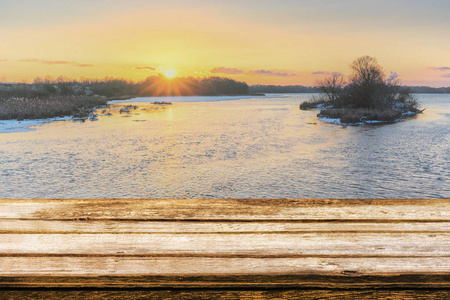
[[1, 289, 449, 300], [0, 273, 449, 289], [1, 220, 448, 234], [0, 199, 448, 292], [1, 257, 449, 277], [0, 233, 448, 256], [1, 199, 449, 220]]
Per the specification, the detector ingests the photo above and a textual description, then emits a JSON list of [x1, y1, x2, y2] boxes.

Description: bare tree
[[347, 56, 386, 108], [317, 74, 345, 105], [350, 56, 384, 85]]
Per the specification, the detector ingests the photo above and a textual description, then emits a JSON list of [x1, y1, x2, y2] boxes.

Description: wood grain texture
[[2, 289, 449, 300], [1, 199, 449, 220], [1, 220, 448, 234], [1, 257, 449, 276], [0, 233, 449, 256], [1, 274, 449, 289], [0, 198, 448, 293]]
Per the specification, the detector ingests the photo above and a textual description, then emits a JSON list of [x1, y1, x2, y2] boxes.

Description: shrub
[[299, 95, 328, 110], [304, 56, 420, 124], [318, 108, 403, 124]]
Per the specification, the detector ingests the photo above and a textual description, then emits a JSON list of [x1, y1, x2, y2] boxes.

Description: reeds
[[0, 96, 107, 120]]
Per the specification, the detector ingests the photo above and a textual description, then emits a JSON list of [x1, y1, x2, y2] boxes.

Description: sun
[[164, 69, 176, 78]]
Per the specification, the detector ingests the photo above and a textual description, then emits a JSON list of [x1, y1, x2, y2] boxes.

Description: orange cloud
[[211, 67, 243, 75], [312, 71, 345, 76], [136, 66, 157, 71], [249, 69, 296, 77], [76, 63, 94, 67], [20, 59, 93, 67]]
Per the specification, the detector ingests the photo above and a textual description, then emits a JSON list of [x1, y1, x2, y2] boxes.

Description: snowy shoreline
[[0, 116, 74, 134], [318, 117, 385, 126], [108, 95, 266, 104]]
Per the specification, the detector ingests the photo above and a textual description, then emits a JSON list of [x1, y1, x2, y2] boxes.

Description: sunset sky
[[1, 0, 450, 86]]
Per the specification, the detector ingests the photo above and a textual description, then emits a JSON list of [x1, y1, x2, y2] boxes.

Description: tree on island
[[300, 56, 421, 124], [315, 73, 346, 104]]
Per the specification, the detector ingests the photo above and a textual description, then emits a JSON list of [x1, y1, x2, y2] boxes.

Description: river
[[0, 94, 449, 199]]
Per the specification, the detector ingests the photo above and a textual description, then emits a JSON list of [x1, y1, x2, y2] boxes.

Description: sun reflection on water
[[0, 94, 448, 199]]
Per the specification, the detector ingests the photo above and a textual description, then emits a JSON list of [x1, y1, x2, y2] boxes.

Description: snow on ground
[[0, 116, 72, 134], [108, 95, 266, 104], [318, 117, 343, 125], [318, 117, 384, 126]]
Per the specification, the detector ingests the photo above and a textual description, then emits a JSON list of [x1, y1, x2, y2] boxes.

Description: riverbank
[[0, 93, 265, 122], [0, 94, 269, 133], [0, 96, 107, 121]]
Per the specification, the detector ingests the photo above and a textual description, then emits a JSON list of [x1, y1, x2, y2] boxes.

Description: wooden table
[[0, 199, 449, 299]]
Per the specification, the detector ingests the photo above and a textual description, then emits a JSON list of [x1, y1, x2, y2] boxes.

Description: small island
[[300, 56, 423, 125]]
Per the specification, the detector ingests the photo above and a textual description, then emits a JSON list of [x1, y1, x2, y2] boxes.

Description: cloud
[[20, 59, 70, 65], [386, 71, 398, 82], [332, 72, 345, 76], [312, 71, 344, 76], [249, 69, 296, 77], [20, 59, 93, 67], [76, 63, 94, 67], [441, 74, 450, 78], [430, 66, 450, 71], [210, 67, 244, 75], [136, 66, 157, 71]]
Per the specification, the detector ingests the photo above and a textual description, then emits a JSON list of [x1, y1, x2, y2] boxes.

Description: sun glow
[[164, 69, 176, 78]]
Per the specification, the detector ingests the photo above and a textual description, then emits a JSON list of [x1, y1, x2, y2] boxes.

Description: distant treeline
[[249, 85, 319, 94], [250, 84, 450, 94], [0, 76, 249, 99], [407, 86, 450, 94], [1, 79, 449, 99]]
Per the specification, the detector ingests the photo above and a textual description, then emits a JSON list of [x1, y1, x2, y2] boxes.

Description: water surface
[[0, 94, 449, 199]]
